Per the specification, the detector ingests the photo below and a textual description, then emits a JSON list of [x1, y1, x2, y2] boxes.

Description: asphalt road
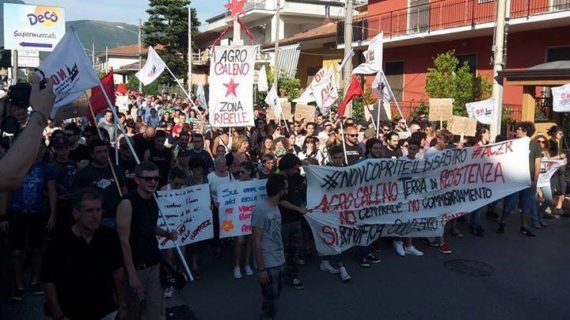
[[2, 213, 570, 320]]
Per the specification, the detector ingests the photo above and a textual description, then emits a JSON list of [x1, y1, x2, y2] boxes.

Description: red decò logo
[[27, 11, 59, 25]]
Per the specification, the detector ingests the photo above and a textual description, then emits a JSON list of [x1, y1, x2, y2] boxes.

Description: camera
[[7, 83, 32, 108]]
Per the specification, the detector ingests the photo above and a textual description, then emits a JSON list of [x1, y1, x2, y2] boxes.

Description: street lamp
[[116, 23, 142, 92]]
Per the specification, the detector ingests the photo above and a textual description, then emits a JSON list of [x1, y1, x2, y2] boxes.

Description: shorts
[[9, 214, 47, 251]]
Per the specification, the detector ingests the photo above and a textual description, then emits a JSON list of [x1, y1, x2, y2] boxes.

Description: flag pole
[[340, 121, 349, 165], [380, 70, 409, 133], [376, 100, 382, 138], [97, 81, 194, 282]]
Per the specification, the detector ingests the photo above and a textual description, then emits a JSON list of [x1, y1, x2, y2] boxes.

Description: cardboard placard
[[266, 102, 292, 122], [294, 103, 316, 121], [447, 115, 477, 137], [429, 98, 454, 122]]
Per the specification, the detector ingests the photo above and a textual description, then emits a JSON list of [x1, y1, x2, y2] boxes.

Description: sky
[[26, 0, 227, 29]]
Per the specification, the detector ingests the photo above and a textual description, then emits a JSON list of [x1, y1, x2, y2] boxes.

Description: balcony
[[191, 49, 272, 65], [337, 0, 570, 46]]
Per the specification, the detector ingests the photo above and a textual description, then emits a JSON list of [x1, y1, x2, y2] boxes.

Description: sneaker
[[359, 257, 370, 268], [31, 283, 44, 296], [438, 242, 452, 255], [531, 221, 542, 230], [497, 223, 505, 234], [320, 261, 339, 274], [292, 278, 304, 290], [244, 265, 254, 276], [164, 286, 174, 299], [339, 266, 351, 282], [393, 240, 405, 256], [520, 227, 536, 237], [366, 253, 381, 264], [404, 245, 424, 256], [233, 266, 242, 279], [10, 288, 24, 302]]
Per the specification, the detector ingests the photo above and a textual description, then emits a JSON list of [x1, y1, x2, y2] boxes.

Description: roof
[[498, 60, 570, 86], [97, 43, 165, 57], [262, 21, 337, 49]]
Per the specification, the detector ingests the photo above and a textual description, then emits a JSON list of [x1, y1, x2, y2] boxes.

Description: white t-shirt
[[207, 171, 233, 203]]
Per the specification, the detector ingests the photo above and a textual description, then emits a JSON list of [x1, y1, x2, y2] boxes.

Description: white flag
[[465, 98, 496, 125], [338, 49, 355, 71], [293, 67, 328, 105], [257, 65, 269, 92], [312, 67, 338, 115], [551, 83, 570, 112], [136, 47, 166, 86], [371, 71, 390, 105], [352, 32, 383, 75], [264, 84, 282, 116], [196, 84, 207, 108], [38, 29, 100, 118]]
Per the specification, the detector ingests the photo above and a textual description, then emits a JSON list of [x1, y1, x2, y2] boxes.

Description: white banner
[[209, 46, 257, 127], [156, 184, 214, 249], [304, 138, 531, 255], [312, 67, 338, 115], [38, 28, 100, 118], [538, 159, 566, 188], [552, 83, 570, 112], [371, 71, 390, 105], [135, 47, 166, 86], [218, 179, 267, 238], [264, 84, 282, 117], [257, 65, 268, 92], [466, 98, 495, 125]]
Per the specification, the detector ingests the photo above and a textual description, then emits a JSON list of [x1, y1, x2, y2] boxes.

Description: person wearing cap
[[277, 154, 307, 290], [51, 135, 79, 234]]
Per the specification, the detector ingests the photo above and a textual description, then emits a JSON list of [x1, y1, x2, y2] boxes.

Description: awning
[[277, 44, 301, 78]]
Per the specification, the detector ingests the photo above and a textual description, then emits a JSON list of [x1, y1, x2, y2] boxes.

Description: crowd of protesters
[[0, 91, 568, 320]]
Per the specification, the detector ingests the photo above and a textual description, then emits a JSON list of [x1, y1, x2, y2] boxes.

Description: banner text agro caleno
[[209, 46, 257, 127], [303, 138, 531, 255]]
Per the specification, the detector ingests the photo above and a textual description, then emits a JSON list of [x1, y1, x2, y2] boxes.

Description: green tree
[[126, 76, 140, 91], [143, 0, 200, 85], [425, 50, 492, 116], [257, 68, 301, 105]]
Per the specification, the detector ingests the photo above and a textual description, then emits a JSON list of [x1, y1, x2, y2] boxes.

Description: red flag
[[90, 69, 115, 114], [337, 75, 362, 117], [117, 83, 128, 94]]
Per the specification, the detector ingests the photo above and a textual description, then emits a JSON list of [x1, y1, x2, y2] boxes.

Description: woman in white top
[[298, 136, 325, 165], [207, 156, 233, 258]]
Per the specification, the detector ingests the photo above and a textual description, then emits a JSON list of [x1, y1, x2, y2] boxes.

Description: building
[[94, 44, 164, 84], [339, 0, 570, 126]]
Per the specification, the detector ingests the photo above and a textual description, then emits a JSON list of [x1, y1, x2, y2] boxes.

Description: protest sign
[[268, 102, 292, 122], [304, 138, 531, 255], [447, 115, 477, 137], [218, 179, 267, 238], [156, 184, 213, 249], [538, 159, 566, 188], [116, 95, 130, 112], [551, 83, 570, 112], [466, 98, 495, 125], [429, 98, 454, 122], [294, 103, 316, 121], [209, 45, 257, 127]]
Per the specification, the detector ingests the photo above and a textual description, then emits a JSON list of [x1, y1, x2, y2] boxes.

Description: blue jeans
[[470, 205, 487, 228], [501, 187, 536, 223], [536, 186, 554, 222], [260, 264, 285, 319]]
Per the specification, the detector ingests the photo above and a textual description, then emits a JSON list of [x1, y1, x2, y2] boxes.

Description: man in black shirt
[[188, 133, 214, 176], [42, 189, 126, 320], [144, 130, 173, 188], [344, 125, 362, 165], [73, 139, 127, 229], [64, 123, 90, 168], [133, 126, 155, 160], [116, 161, 177, 320], [380, 131, 403, 159]]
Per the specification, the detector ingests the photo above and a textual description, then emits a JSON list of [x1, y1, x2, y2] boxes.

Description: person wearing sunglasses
[[343, 125, 362, 166], [117, 161, 177, 320]]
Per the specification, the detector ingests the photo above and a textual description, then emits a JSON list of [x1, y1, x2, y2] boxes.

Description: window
[[384, 61, 404, 102], [546, 47, 570, 62], [456, 54, 477, 75]]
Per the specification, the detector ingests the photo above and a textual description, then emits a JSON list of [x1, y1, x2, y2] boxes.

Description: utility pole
[[490, 0, 508, 141], [343, 0, 353, 117], [11, 50, 18, 84], [188, 7, 193, 95], [105, 46, 108, 72], [274, 0, 281, 88], [91, 42, 95, 66], [138, 18, 142, 93]]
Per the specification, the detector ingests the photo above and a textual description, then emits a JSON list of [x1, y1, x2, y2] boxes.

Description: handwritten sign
[[429, 98, 454, 122], [116, 95, 130, 112], [538, 159, 566, 188], [218, 179, 267, 238], [294, 103, 316, 121], [552, 83, 570, 112], [208, 46, 257, 127], [304, 138, 531, 255], [156, 184, 213, 249], [447, 115, 477, 137]]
